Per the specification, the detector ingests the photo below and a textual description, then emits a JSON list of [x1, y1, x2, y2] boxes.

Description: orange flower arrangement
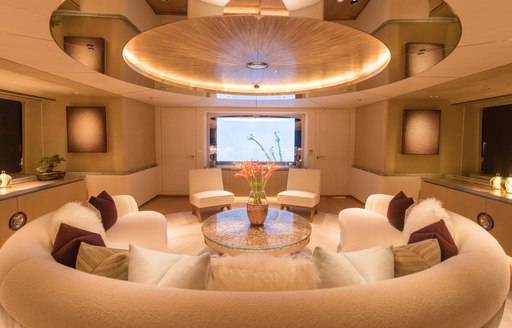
[[234, 161, 276, 204]]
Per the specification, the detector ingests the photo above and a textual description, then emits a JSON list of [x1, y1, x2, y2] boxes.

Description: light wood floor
[[140, 195, 364, 216], [140, 195, 512, 327]]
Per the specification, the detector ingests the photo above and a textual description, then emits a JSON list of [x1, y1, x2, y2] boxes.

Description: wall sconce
[[505, 175, 512, 194], [490, 173, 504, 192], [0, 170, 12, 188]]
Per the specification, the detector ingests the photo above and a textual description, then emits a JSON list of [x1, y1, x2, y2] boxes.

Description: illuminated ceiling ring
[[123, 15, 391, 96]]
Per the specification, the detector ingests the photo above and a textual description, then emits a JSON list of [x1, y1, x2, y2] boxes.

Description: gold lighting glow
[[122, 15, 390, 96], [490, 173, 504, 191]]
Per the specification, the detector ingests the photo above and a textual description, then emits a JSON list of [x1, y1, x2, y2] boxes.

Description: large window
[[0, 99, 22, 173], [209, 115, 302, 165], [481, 105, 512, 175]]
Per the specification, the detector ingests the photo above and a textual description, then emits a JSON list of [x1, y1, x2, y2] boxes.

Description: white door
[[314, 109, 354, 195], [161, 108, 196, 195]]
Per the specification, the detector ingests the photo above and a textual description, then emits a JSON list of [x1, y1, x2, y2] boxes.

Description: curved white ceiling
[[0, 0, 512, 108]]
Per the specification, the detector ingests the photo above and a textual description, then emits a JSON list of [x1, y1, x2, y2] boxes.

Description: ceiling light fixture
[[246, 61, 269, 70], [350, 0, 358, 4]]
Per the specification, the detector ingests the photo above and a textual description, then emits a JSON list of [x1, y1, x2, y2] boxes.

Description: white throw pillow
[[313, 245, 394, 289], [50, 202, 106, 246], [207, 253, 319, 291], [128, 244, 210, 290], [402, 198, 456, 245]]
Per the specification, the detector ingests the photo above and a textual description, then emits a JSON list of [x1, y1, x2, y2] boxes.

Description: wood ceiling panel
[[145, 0, 188, 15], [123, 15, 390, 95], [324, 0, 370, 21]]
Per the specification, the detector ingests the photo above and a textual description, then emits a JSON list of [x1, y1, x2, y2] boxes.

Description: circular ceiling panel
[[123, 15, 391, 95]]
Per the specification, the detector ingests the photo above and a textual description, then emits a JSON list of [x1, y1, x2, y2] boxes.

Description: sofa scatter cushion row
[[49, 201, 106, 246], [313, 245, 395, 288], [386, 191, 415, 231], [128, 244, 211, 290], [51, 223, 106, 267], [393, 239, 441, 277], [89, 190, 118, 231], [76, 243, 129, 280], [207, 253, 319, 291], [408, 220, 458, 261]]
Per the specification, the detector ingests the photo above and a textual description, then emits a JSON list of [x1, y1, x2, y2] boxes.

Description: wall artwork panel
[[67, 106, 107, 153], [402, 109, 441, 155], [405, 43, 444, 77], [64, 36, 105, 73]]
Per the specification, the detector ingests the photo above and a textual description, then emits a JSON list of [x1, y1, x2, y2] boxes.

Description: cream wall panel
[[315, 109, 354, 195], [161, 108, 196, 195], [354, 101, 388, 173], [350, 167, 421, 203], [86, 166, 161, 205]]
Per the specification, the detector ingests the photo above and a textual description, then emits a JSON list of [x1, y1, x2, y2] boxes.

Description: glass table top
[[201, 208, 312, 256]]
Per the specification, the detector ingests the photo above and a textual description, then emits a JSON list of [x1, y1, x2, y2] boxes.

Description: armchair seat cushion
[[277, 190, 320, 208], [190, 190, 235, 208]]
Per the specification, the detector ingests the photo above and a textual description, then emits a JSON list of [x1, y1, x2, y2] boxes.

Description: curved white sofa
[[0, 194, 509, 328], [339, 194, 510, 328]]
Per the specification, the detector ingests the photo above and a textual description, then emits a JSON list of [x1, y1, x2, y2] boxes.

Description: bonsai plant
[[35, 154, 66, 180]]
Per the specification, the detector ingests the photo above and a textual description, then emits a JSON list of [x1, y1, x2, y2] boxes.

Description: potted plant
[[35, 154, 66, 181]]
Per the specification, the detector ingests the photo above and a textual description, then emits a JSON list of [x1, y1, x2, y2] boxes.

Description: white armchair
[[189, 168, 235, 222], [277, 168, 321, 221]]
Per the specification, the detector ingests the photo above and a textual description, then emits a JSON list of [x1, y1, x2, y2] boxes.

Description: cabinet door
[[314, 109, 353, 195], [0, 198, 18, 245], [161, 108, 197, 194]]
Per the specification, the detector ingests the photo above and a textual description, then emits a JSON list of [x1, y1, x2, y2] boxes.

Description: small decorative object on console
[[35, 154, 66, 181], [490, 173, 504, 191], [0, 170, 12, 188], [234, 161, 275, 225]]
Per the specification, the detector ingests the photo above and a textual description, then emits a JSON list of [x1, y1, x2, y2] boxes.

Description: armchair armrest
[[364, 194, 394, 216], [112, 195, 139, 217], [105, 211, 168, 251], [338, 208, 402, 252]]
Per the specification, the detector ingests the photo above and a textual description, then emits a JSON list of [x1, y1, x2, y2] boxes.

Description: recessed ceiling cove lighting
[[123, 15, 390, 96], [246, 61, 269, 70]]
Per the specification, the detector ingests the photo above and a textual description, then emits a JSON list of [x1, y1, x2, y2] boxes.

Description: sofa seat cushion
[[190, 190, 235, 208], [277, 190, 320, 207]]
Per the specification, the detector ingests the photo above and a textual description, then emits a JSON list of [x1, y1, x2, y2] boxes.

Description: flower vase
[[247, 190, 269, 225]]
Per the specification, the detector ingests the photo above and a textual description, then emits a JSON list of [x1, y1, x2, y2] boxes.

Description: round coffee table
[[201, 208, 312, 256]]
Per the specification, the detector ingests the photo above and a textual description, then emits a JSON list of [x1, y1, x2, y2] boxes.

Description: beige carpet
[[166, 207, 340, 256]]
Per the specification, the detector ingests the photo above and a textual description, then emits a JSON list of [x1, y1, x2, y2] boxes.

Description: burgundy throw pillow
[[408, 219, 458, 261], [387, 191, 414, 231], [89, 190, 118, 231], [52, 223, 106, 268]]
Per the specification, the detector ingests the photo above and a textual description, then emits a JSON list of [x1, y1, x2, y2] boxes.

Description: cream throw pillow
[[393, 239, 441, 277], [207, 253, 319, 291], [402, 198, 456, 245], [313, 245, 394, 288], [50, 202, 106, 246], [76, 243, 128, 280], [128, 244, 210, 289]]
